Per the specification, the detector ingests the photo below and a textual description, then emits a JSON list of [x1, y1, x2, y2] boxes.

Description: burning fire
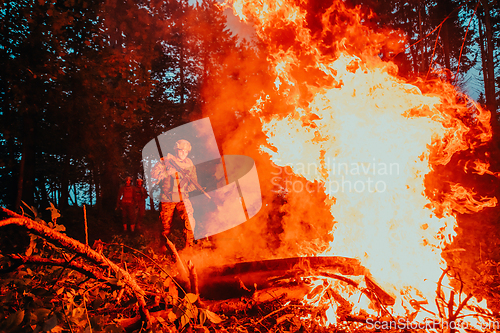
[[221, 0, 497, 328]]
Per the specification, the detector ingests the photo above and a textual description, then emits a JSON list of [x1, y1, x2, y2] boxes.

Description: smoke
[[223, 7, 256, 42], [186, 35, 335, 269], [188, 0, 396, 266]]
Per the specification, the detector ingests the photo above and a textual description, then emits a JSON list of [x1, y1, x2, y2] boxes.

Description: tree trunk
[[179, 0, 189, 110], [434, 0, 452, 80], [180, 39, 185, 107], [70, 184, 78, 206], [409, 46, 419, 76], [60, 154, 69, 209], [149, 197, 155, 212], [101, 159, 120, 211], [481, 0, 497, 115], [94, 163, 102, 210], [5, 109, 17, 208], [442, 20, 451, 80], [37, 175, 49, 209], [15, 144, 26, 211], [418, 3, 426, 74], [16, 115, 36, 210], [89, 168, 94, 208], [478, 9, 490, 102]]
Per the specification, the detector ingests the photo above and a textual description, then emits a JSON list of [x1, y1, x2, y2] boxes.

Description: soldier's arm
[[152, 158, 175, 181], [191, 165, 198, 184], [162, 154, 178, 176]]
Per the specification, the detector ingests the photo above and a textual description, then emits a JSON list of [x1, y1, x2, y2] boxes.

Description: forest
[[1, 0, 500, 332]]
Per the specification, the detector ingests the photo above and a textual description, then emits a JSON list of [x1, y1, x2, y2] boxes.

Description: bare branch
[[0, 207, 151, 328], [187, 260, 199, 295], [452, 294, 473, 321], [6, 254, 103, 280], [164, 235, 190, 290]]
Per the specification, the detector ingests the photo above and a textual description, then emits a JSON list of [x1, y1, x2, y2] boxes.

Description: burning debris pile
[[201, 0, 500, 330]]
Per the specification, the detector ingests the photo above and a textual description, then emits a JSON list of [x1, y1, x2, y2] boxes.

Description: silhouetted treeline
[[0, 0, 258, 211], [0, 0, 498, 213]]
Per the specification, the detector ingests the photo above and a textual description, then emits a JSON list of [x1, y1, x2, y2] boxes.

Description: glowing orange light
[[222, 0, 496, 326]]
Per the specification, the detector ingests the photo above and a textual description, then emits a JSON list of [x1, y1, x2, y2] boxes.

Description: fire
[[220, 0, 498, 327]]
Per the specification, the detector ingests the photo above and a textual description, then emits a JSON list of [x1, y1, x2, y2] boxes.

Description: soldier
[[152, 139, 198, 251], [116, 176, 136, 233], [134, 178, 148, 232]]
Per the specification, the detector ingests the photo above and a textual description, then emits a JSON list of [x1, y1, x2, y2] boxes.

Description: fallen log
[[196, 256, 394, 306], [197, 256, 366, 300]]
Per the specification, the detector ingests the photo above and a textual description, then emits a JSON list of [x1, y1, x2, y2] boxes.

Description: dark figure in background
[[116, 176, 136, 233], [134, 178, 148, 232], [152, 139, 197, 252]]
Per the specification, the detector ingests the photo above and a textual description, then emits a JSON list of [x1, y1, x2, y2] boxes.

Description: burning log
[[364, 276, 396, 306], [197, 256, 395, 310], [198, 256, 364, 298]]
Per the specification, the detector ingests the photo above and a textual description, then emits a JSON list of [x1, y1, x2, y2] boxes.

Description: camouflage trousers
[[160, 200, 195, 247], [120, 202, 136, 228]]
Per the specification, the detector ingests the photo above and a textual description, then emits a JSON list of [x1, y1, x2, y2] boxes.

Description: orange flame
[[222, 0, 497, 324]]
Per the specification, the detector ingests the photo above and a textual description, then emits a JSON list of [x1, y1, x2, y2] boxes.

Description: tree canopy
[[0, 0, 498, 217], [0, 0, 247, 211]]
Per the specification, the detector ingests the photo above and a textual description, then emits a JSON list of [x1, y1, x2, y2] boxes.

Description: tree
[[192, 0, 238, 104], [364, 0, 475, 80], [476, 0, 498, 123], [0, 0, 102, 209], [0, 0, 175, 211], [80, 0, 174, 209]]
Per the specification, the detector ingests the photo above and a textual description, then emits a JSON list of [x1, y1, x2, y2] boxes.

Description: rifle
[[164, 157, 211, 199]]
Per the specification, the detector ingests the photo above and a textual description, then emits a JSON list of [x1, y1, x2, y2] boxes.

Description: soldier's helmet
[[174, 139, 191, 152], [137, 178, 143, 184], [125, 176, 132, 181]]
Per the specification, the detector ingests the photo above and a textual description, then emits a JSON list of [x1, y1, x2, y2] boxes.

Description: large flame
[[223, 0, 497, 324]]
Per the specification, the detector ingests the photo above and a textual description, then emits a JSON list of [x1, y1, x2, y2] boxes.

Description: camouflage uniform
[[152, 140, 197, 248], [133, 179, 148, 231], [117, 177, 136, 232]]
